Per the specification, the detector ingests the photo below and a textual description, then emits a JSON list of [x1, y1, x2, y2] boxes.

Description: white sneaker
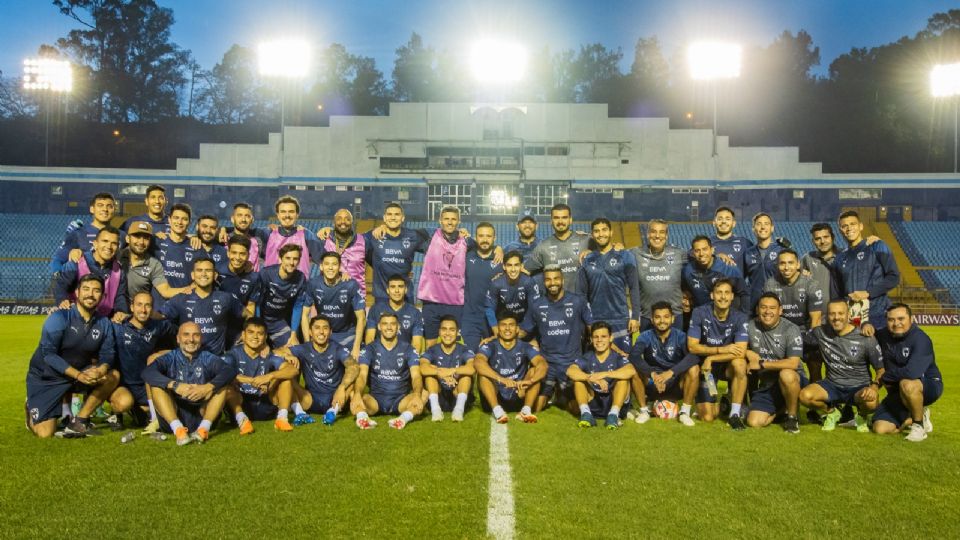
[[625, 409, 638, 421], [633, 409, 651, 424], [678, 412, 695, 427], [905, 422, 927, 442], [431, 409, 444, 422], [451, 409, 464, 422], [355, 416, 377, 430], [389, 417, 407, 430], [922, 407, 933, 433]]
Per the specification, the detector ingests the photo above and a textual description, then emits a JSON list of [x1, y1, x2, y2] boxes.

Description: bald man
[[319, 208, 369, 298]]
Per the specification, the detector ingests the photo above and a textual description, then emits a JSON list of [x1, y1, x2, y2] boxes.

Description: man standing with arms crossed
[[525, 203, 590, 295]]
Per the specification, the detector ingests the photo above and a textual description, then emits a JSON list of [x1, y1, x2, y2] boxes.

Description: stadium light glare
[[470, 40, 528, 84], [687, 42, 741, 81], [489, 189, 519, 209], [931, 63, 960, 98], [258, 40, 311, 78], [22, 58, 72, 92]]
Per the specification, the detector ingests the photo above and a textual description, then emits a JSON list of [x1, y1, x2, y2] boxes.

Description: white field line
[[487, 418, 516, 540]]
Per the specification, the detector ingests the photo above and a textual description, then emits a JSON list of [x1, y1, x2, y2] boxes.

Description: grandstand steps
[[621, 222, 643, 250], [872, 222, 941, 308]]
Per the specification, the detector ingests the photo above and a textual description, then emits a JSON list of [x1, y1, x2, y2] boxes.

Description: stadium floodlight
[[931, 63, 960, 173], [687, 42, 742, 157], [470, 39, 528, 84], [257, 39, 311, 78], [489, 189, 519, 210], [22, 58, 73, 167]]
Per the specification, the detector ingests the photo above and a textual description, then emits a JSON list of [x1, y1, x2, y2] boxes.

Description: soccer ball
[[653, 400, 679, 419]]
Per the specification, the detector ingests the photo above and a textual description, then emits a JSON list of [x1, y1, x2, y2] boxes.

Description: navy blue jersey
[[744, 242, 784, 309], [51, 223, 101, 272], [876, 326, 942, 383], [157, 236, 199, 289], [521, 292, 593, 366], [421, 343, 475, 369], [577, 249, 641, 322], [53, 252, 129, 313], [463, 252, 501, 323], [835, 240, 900, 327], [290, 342, 352, 394], [160, 291, 243, 355], [358, 340, 421, 395], [681, 257, 750, 313], [503, 238, 540, 263], [252, 265, 307, 324], [141, 349, 235, 390], [199, 244, 230, 275], [573, 351, 630, 392], [366, 301, 424, 343], [364, 228, 429, 302], [223, 347, 285, 396], [687, 304, 750, 348], [478, 340, 540, 380], [112, 319, 177, 386], [217, 268, 260, 306], [630, 328, 695, 374], [710, 234, 753, 276], [27, 306, 116, 379], [302, 277, 365, 333], [485, 274, 541, 329]]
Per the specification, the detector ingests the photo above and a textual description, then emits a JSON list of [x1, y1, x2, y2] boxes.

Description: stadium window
[[292, 185, 307, 191], [50, 185, 63, 196], [174, 188, 186, 198], [793, 190, 805, 199], [524, 146, 545, 156], [839, 188, 881, 200], [336, 186, 349, 192], [621, 159, 629, 164], [547, 145, 569, 156], [120, 185, 148, 196], [314, 186, 324, 191], [613, 190, 624, 199]]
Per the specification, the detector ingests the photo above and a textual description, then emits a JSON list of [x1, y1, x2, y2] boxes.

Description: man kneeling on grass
[[474, 312, 547, 424], [142, 322, 236, 446], [419, 315, 476, 422], [567, 322, 636, 429], [351, 312, 424, 430], [224, 317, 299, 435]]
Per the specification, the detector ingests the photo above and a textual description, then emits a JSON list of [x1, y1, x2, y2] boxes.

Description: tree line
[[1, 0, 959, 173]]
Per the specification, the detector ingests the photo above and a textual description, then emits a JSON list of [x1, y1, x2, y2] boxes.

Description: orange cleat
[[274, 418, 293, 432], [175, 426, 191, 446], [239, 418, 255, 435]]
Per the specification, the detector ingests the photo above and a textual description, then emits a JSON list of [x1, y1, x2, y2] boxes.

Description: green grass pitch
[[0, 315, 958, 538]]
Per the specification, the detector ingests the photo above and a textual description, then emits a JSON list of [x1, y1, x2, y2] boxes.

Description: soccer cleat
[[605, 413, 620, 430], [274, 418, 294, 432], [175, 426, 191, 446], [516, 412, 538, 424], [193, 427, 209, 443], [388, 417, 407, 430], [805, 409, 823, 425], [727, 414, 746, 431], [854, 414, 870, 433], [355, 416, 377, 430], [578, 412, 596, 428], [821, 409, 842, 431], [238, 418, 255, 435], [678, 412, 695, 427], [106, 413, 124, 432], [783, 415, 800, 434], [140, 419, 160, 435], [63, 417, 92, 437], [633, 409, 651, 424], [495, 414, 509, 424], [905, 422, 927, 442], [922, 407, 933, 433], [321, 411, 336, 425], [451, 409, 465, 422], [431, 409, 444, 422], [838, 404, 857, 428], [294, 412, 316, 426]]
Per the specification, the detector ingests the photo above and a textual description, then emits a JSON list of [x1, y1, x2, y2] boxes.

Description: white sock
[[731, 403, 742, 417], [492, 405, 506, 419], [147, 399, 157, 422], [235, 412, 248, 425], [454, 393, 468, 411], [520, 405, 532, 416], [198, 419, 212, 432], [331, 402, 341, 413], [61, 403, 71, 418], [291, 402, 306, 416], [429, 393, 441, 413], [277, 409, 288, 420], [680, 404, 692, 415], [400, 411, 414, 423], [579, 403, 591, 415], [609, 406, 620, 417], [357, 411, 369, 420], [169, 419, 184, 433]]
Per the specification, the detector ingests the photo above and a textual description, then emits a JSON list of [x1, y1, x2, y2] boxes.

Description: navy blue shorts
[[331, 329, 356, 348], [264, 319, 293, 348], [241, 394, 278, 421], [816, 379, 868, 407], [306, 389, 335, 414], [421, 302, 463, 340], [125, 383, 150, 406], [480, 381, 524, 412], [644, 376, 684, 402], [873, 378, 943, 428], [435, 385, 474, 412], [750, 371, 810, 415], [371, 391, 406, 415], [159, 397, 207, 432], [539, 362, 574, 400], [26, 373, 82, 424], [459, 318, 490, 353]]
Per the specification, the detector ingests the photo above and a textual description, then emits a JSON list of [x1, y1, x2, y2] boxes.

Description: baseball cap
[[517, 210, 537, 224], [128, 220, 154, 236]]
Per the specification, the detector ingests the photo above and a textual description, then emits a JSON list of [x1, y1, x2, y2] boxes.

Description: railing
[[0, 275, 54, 303]]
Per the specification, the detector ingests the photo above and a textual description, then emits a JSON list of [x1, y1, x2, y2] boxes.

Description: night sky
[[3, 0, 958, 82]]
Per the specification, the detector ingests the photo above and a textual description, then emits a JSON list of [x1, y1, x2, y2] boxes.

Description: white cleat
[[922, 407, 933, 433], [678, 412, 695, 427], [451, 409, 464, 422], [355, 416, 377, 430], [633, 409, 651, 424], [905, 422, 927, 442], [431, 410, 444, 422], [389, 417, 407, 430]]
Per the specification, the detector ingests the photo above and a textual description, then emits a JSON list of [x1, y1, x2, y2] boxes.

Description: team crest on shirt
[[185, 251, 193, 262], [518, 289, 526, 301], [733, 244, 741, 252], [565, 307, 573, 318], [857, 252, 865, 261], [30, 408, 39, 421], [137, 267, 151, 277], [724, 328, 732, 336], [340, 291, 349, 304], [849, 344, 860, 356], [213, 303, 222, 315], [402, 319, 411, 330], [666, 254, 675, 265], [902, 347, 910, 357], [91, 328, 101, 340], [666, 346, 675, 356], [194, 366, 203, 379], [402, 238, 411, 249], [609, 258, 618, 268], [240, 284, 249, 294]]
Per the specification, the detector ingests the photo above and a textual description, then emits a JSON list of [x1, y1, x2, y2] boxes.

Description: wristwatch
[[171, 381, 180, 392]]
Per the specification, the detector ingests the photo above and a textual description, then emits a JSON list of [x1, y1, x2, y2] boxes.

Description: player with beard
[[764, 249, 824, 387], [159, 258, 244, 355], [578, 218, 641, 352], [252, 244, 309, 347], [461, 222, 502, 352], [284, 315, 360, 426], [710, 207, 753, 276], [54, 226, 129, 322], [801, 223, 841, 306], [120, 221, 192, 302], [318, 209, 369, 297], [51, 192, 117, 273], [631, 219, 686, 332], [217, 203, 266, 270], [195, 214, 229, 274], [681, 235, 749, 313], [503, 211, 540, 262], [524, 203, 591, 295], [475, 312, 547, 424]]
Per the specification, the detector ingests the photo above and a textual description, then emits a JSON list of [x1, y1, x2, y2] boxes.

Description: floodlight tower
[[688, 42, 741, 157], [258, 39, 310, 175], [22, 58, 72, 166], [931, 62, 960, 173]]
